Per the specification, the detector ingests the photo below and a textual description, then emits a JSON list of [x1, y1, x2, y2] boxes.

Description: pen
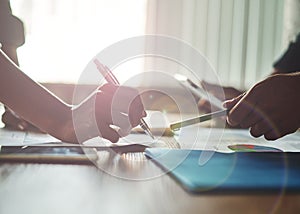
[[93, 59, 155, 139], [170, 109, 228, 131]]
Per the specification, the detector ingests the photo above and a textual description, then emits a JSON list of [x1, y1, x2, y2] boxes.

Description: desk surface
[[1, 159, 300, 214], [1, 127, 300, 214]]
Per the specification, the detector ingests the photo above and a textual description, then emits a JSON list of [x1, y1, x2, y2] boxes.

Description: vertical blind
[[146, 0, 285, 89]]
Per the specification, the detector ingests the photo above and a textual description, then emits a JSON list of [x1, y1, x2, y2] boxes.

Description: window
[[10, 0, 147, 83], [11, 0, 286, 89]]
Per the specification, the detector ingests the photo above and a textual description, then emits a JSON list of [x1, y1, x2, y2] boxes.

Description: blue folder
[[145, 148, 300, 193]]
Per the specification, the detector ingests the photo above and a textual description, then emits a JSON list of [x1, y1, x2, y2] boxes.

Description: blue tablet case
[[145, 148, 300, 193]]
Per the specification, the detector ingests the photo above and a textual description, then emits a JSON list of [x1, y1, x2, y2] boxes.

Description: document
[[0, 129, 59, 146]]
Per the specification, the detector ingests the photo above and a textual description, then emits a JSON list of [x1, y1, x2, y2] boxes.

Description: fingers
[[239, 111, 261, 129], [2, 110, 25, 130], [223, 92, 245, 110], [264, 127, 298, 141], [97, 123, 120, 143], [111, 110, 132, 132], [227, 90, 258, 127], [250, 120, 273, 138], [96, 111, 132, 142], [203, 75, 300, 141], [224, 84, 290, 140], [101, 84, 145, 126], [128, 95, 145, 127], [100, 84, 145, 118], [263, 130, 280, 141], [250, 121, 297, 141], [95, 84, 146, 142], [2, 109, 43, 132], [264, 117, 299, 141]]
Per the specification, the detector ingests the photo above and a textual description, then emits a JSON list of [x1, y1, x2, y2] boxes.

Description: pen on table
[[93, 59, 155, 140], [170, 109, 229, 131]]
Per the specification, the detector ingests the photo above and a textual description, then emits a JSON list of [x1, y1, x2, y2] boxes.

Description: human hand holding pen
[[225, 73, 300, 140], [0, 44, 147, 144], [93, 59, 154, 140], [72, 83, 147, 143]]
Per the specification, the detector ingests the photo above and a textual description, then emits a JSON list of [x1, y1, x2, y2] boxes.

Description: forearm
[[0, 49, 77, 142]]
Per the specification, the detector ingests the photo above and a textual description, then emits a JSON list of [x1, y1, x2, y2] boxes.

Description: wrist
[[69, 92, 99, 143], [47, 104, 79, 143]]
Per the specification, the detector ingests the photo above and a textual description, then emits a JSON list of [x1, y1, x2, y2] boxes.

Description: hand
[[224, 73, 300, 140], [72, 83, 146, 143], [2, 107, 45, 133], [198, 81, 242, 112], [0, 49, 145, 144]]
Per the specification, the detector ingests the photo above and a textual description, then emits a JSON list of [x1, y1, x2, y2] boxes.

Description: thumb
[[223, 92, 246, 109]]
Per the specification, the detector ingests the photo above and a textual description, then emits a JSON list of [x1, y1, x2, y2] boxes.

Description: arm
[[272, 34, 300, 74], [0, 49, 145, 143], [0, 49, 75, 142], [224, 73, 300, 140]]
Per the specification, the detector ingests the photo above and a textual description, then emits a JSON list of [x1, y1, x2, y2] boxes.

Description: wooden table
[[1, 88, 300, 214], [1, 146, 300, 214]]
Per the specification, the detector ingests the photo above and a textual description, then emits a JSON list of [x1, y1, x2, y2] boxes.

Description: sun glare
[[10, 0, 147, 84]]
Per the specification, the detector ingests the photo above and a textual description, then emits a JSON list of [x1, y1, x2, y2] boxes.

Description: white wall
[[283, 0, 300, 47]]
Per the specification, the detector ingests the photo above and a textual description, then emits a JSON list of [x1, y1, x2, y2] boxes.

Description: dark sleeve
[[0, 0, 25, 64], [0, 0, 12, 14], [273, 34, 300, 73], [0, 0, 25, 47]]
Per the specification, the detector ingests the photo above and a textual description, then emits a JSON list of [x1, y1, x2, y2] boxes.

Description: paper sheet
[[0, 129, 60, 146], [173, 126, 300, 152], [0, 125, 299, 153]]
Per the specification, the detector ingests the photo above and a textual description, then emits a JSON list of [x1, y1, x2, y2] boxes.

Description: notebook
[[145, 148, 300, 194]]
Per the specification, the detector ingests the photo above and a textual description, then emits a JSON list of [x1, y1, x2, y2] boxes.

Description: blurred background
[[9, 0, 300, 89]]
